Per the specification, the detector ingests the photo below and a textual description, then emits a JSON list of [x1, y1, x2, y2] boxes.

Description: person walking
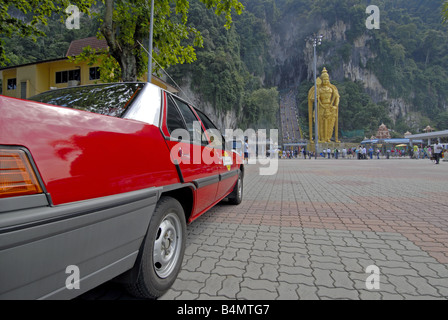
[[434, 141, 443, 164], [244, 138, 249, 164]]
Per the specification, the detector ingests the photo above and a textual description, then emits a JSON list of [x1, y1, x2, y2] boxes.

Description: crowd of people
[[278, 143, 446, 162]]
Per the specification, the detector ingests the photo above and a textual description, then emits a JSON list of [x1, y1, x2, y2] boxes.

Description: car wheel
[[126, 196, 186, 299], [228, 170, 243, 205]]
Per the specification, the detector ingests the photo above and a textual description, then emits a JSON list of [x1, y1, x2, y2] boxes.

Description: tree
[[0, 0, 94, 66], [1, 0, 244, 82], [90, 0, 244, 81], [243, 87, 279, 130], [443, 1, 448, 24]]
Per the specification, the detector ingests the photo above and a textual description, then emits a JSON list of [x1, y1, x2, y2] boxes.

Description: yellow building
[[0, 37, 177, 99]]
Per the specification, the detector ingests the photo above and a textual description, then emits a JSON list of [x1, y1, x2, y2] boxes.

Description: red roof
[[66, 37, 108, 57]]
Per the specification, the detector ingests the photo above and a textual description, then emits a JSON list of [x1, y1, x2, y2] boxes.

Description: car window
[[28, 83, 145, 118], [195, 109, 224, 149], [166, 97, 187, 139], [172, 96, 204, 145]]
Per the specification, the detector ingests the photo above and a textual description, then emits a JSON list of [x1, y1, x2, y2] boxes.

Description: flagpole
[[148, 0, 154, 83]]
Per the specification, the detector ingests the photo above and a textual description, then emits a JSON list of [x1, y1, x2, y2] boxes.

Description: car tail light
[[0, 148, 43, 198]]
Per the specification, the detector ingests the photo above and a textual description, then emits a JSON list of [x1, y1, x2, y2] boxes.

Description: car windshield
[[28, 83, 145, 118]]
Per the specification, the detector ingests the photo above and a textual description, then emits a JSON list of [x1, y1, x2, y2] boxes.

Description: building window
[[55, 69, 80, 84], [7, 78, 17, 90], [89, 67, 100, 80]]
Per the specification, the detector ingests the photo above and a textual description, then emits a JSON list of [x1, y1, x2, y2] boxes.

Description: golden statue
[[308, 68, 340, 143]]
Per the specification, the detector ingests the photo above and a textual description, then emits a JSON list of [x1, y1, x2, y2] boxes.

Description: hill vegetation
[[2, 0, 448, 137]]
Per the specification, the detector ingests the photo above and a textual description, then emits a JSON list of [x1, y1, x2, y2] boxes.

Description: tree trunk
[[101, 0, 138, 82], [119, 48, 138, 82]]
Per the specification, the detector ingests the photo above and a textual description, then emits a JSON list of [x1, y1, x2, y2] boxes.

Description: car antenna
[[137, 40, 195, 107]]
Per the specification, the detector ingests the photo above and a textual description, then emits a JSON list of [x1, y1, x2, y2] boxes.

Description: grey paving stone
[[234, 248, 251, 262], [241, 278, 278, 292], [237, 288, 278, 300], [279, 265, 313, 277], [313, 269, 334, 287], [340, 257, 364, 273], [400, 294, 445, 300], [317, 287, 359, 300], [175, 291, 200, 300], [158, 289, 182, 300], [379, 292, 405, 300], [182, 256, 205, 272], [278, 273, 315, 286], [214, 265, 245, 277], [197, 257, 218, 273], [296, 284, 319, 300], [293, 254, 312, 268], [195, 248, 222, 259], [184, 243, 201, 257], [387, 275, 419, 295], [405, 276, 440, 297], [312, 261, 345, 271], [331, 270, 355, 290], [197, 293, 231, 300], [244, 262, 263, 279], [249, 255, 279, 265], [379, 249, 406, 262], [358, 290, 382, 300], [171, 278, 205, 293], [277, 283, 300, 300], [199, 274, 226, 296], [279, 252, 295, 265], [380, 266, 420, 277], [265, 240, 281, 251], [217, 276, 241, 299], [260, 264, 280, 281], [426, 263, 448, 278], [251, 249, 278, 259], [220, 247, 238, 260], [310, 255, 341, 264], [228, 240, 253, 250]]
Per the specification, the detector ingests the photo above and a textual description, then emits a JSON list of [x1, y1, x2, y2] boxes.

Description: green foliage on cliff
[[3, 0, 448, 134], [168, 0, 279, 130], [365, 0, 448, 121], [289, 0, 448, 136]]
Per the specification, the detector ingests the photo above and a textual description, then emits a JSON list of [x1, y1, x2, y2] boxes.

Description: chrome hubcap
[[153, 212, 182, 278], [237, 176, 242, 199]]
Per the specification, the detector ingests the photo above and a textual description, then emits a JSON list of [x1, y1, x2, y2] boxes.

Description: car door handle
[[178, 148, 190, 158]]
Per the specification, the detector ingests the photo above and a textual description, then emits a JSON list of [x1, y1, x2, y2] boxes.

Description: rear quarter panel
[[0, 96, 178, 205]]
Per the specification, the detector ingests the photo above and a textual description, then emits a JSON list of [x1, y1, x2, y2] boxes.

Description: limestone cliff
[[170, 0, 448, 132]]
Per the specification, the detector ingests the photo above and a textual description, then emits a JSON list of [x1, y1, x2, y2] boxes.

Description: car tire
[[228, 170, 243, 205], [126, 196, 186, 299]]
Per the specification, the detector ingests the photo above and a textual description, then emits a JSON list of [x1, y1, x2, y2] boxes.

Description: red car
[[0, 82, 244, 299]]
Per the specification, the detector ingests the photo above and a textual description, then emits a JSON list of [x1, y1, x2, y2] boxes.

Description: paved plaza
[[81, 158, 448, 300], [161, 158, 448, 300]]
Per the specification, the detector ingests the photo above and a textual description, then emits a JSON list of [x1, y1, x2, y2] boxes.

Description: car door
[[194, 109, 239, 200], [163, 94, 220, 219]]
